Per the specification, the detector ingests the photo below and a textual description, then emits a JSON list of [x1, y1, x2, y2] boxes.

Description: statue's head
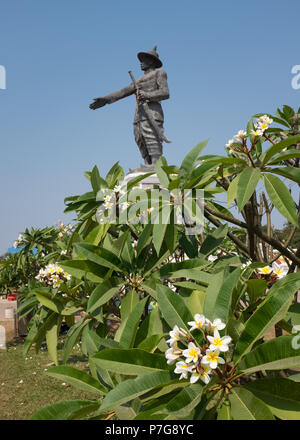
[[137, 46, 163, 71]]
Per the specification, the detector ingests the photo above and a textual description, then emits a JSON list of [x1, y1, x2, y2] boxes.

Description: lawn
[[0, 337, 97, 420]]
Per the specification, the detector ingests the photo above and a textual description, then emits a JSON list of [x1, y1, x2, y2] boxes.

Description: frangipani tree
[[13, 105, 300, 420]]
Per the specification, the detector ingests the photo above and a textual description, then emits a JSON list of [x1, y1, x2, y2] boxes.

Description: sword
[[128, 70, 171, 144]]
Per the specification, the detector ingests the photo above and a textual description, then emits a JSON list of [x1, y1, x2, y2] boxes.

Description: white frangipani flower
[[174, 361, 191, 380], [225, 139, 234, 148], [104, 201, 112, 209], [258, 115, 273, 125], [120, 201, 130, 210], [241, 261, 251, 269], [208, 318, 226, 332], [207, 330, 232, 352], [252, 129, 264, 137], [201, 349, 225, 369], [165, 344, 182, 365], [188, 314, 206, 332], [257, 266, 273, 275], [273, 267, 286, 279], [166, 325, 181, 346], [208, 255, 218, 262], [234, 130, 247, 140], [182, 342, 201, 363], [190, 366, 211, 384]]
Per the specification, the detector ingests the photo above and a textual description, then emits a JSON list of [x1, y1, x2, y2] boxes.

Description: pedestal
[[123, 166, 161, 190]]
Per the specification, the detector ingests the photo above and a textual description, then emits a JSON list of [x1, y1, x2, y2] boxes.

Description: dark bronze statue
[[90, 46, 170, 167]]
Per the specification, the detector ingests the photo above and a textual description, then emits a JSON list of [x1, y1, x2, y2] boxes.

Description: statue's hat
[[137, 46, 163, 68]]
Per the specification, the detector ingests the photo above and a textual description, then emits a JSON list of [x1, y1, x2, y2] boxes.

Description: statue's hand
[[89, 97, 108, 110], [137, 90, 149, 101]]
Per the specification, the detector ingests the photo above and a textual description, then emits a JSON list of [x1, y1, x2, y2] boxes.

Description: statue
[[89, 46, 170, 168]]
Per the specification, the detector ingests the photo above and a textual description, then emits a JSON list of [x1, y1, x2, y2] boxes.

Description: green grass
[[0, 337, 98, 420]]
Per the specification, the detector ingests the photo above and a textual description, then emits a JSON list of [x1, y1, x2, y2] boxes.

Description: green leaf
[[23, 309, 51, 357], [213, 267, 241, 324], [264, 174, 298, 226], [158, 383, 203, 417], [31, 400, 100, 420], [236, 168, 261, 212], [155, 156, 170, 187], [46, 365, 107, 395], [135, 306, 165, 348], [46, 315, 61, 366], [119, 297, 148, 349], [203, 271, 224, 322], [187, 289, 206, 315], [227, 174, 240, 207], [270, 166, 300, 184], [199, 224, 228, 257], [234, 273, 300, 365], [59, 260, 107, 283], [75, 242, 122, 271], [229, 387, 274, 420], [91, 165, 107, 192], [98, 371, 173, 413], [63, 317, 90, 364], [238, 335, 300, 373], [115, 399, 142, 420], [245, 378, 300, 420], [261, 134, 300, 165], [180, 139, 209, 175], [286, 303, 300, 326], [268, 149, 300, 165], [159, 258, 209, 278], [153, 210, 172, 256], [217, 399, 231, 420], [87, 278, 121, 314], [136, 223, 153, 257], [120, 290, 139, 321], [92, 348, 170, 375], [137, 334, 166, 352], [156, 284, 193, 332], [84, 223, 110, 245], [246, 279, 267, 303]]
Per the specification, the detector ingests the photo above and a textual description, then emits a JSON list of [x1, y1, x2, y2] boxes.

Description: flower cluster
[[58, 222, 73, 239], [165, 315, 232, 385], [257, 261, 288, 280], [101, 185, 126, 211], [13, 234, 24, 249], [225, 130, 247, 149], [252, 115, 273, 137], [35, 263, 71, 288]]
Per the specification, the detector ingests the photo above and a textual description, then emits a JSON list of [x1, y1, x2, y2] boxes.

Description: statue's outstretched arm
[[90, 83, 135, 110]]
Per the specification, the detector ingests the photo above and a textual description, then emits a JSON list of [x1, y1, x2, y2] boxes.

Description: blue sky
[[1, 0, 300, 254]]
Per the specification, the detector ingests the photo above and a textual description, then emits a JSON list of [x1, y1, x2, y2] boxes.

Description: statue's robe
[[104, 69, 169, 164]]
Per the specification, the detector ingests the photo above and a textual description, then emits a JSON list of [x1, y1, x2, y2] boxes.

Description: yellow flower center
[[207, 352, 219, 362], [213, 338, 222, 347], [189, 348, 198, 359]]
